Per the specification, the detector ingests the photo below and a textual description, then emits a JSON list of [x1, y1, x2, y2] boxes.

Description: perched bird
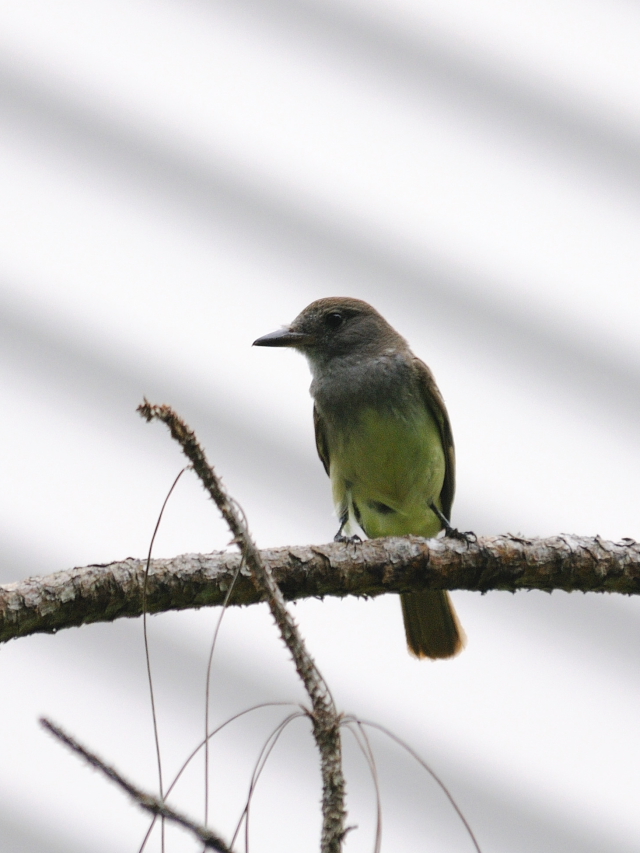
[[253, 297, 465, 659]]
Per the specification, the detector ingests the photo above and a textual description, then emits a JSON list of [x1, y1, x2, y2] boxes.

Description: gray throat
[[308, 349, 419, 422]]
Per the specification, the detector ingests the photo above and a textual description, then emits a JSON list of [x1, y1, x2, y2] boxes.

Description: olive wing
[[313, 404, 331, 477], [413, 357, 456, 520]]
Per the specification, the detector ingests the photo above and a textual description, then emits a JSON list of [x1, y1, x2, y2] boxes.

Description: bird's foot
[[445, 527, 477, 544], [334, 532, 362, 544], [429, 503, 477, 544], [334, 510, 362, 544]]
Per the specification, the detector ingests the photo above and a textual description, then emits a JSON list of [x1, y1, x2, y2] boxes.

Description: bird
[[253, 296, 465, 659]]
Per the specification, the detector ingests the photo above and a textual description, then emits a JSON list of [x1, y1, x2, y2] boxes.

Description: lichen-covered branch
[[3, 534, 640, 645]]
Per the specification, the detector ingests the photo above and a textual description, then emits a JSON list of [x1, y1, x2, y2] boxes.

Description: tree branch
[[40, 718, 235, 853], [2, 534, 639, 645], [137, 401, 346, 853]]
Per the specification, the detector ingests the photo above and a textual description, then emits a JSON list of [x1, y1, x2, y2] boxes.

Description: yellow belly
[[328, 405, 446, 538]]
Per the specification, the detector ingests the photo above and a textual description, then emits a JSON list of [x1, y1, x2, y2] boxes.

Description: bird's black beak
[[252, 328, 310, 347]]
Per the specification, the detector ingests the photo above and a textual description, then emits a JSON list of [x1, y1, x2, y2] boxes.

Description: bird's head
[[253, 297, 403, 365]]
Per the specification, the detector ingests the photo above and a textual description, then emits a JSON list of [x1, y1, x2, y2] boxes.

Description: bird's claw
[[429, 502, 476, 544], [445, 527, 477, 544], [334, 533, 362, 544]]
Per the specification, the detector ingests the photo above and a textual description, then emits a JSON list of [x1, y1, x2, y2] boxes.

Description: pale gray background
[[1, 1, 640, 851]]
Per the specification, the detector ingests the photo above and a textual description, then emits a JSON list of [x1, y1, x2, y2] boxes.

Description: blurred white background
[[1, 0, 640, 850]]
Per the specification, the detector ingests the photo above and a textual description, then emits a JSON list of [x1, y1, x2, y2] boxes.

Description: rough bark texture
[[137, 402, 346, 853], [41, 719, 234, 853], [2, 533, 639, 644]]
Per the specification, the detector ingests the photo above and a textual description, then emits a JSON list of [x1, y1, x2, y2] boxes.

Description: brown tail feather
[[400, 590, 465, 659]]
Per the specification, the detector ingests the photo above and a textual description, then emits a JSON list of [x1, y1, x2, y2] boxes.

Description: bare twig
[[204, 551, 245, 834], [349, 718, 482, 853], [230, 711, 307, 851], [343, 721, 382, 853], [137, 401, 347, 853], [141, 466, 189, 853], [139, 701, 297, 853], [40, 718, 235, 853], [3, 533, 640, 644]]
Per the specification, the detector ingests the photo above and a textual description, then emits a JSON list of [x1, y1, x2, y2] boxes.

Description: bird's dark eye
[[325, 312, 344, 330]]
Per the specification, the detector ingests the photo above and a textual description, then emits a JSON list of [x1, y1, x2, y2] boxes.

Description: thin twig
[[138, 401, 347, 853], [350, 718, 482, 853], [344, 721, 382, 853], [142, 466, 189, 853], [40, 718, 235, 853], [204, 551, 245, 837], [230, 711, 306, 852], [139, 701, 297, 853]]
